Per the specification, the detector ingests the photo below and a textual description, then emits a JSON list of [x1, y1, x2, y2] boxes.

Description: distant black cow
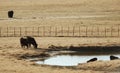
[[20, 36, 38, 49], [87, 58, 97, 63], [110, 55, 119, 60], [8, 10, 14, 18]]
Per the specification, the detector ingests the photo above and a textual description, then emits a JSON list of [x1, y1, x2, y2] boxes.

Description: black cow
[[26, 36, 38, 48], [20, 37, 29, 48], [87, 58, 97, 63], [20, 36, 38, 49], [110, 55, 119, 60], [8, 10, 14, 18]]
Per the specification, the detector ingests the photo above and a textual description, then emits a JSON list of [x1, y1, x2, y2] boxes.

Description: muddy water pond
[[35, 54, 120, 66]]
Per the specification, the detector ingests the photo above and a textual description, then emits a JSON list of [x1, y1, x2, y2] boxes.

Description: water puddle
[[35, 54, 120, 66]]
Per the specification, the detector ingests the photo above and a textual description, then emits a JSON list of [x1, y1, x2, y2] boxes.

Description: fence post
[[38, 27, 39, 37], [86, 26, 88, 37], [20, 27, 21, 36], [105, 27, 106, 37], [67, 26, 69, 36], [111, 26, 113, 37], [14, 27, 15, 37], [7, 27, 8, 37], [43, 26, 45, 37], [25, 27, 27, 36], [0, 27, 1, 37], [91, 26, 94, 36], [79, 26, 80, 37], [49, 26, 51, 37], [55, 26, 57, 36], [32, 27, 34, 36], [73, 26, 75, 36], [118, 26, 119, 37], [61, 26, 63, 36], [97, 26, 99, 37]]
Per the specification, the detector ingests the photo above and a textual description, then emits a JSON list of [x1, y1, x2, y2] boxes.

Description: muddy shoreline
[[19, 45, 120, 63]]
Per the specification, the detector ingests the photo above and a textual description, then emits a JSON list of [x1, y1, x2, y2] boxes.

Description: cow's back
[[27, 36, 37, 45], [26, 36, 37, 48]]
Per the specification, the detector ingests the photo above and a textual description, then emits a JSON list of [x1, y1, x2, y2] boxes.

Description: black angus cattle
[[26, 36, 38, 48], [110, 55, 119, 60], [20, 37, 29, 48], [20, 36, 38, 49], [87, 58, 97, 63], [8, 10, 14, 18]]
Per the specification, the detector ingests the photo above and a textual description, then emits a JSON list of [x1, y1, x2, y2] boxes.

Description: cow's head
[[34, 43, 38, 49]]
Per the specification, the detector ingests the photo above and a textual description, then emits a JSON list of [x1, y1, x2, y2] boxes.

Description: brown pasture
[[0, 0, 120, 73]]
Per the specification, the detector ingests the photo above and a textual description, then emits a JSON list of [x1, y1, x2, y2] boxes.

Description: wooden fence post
[[32, 27, 34, 36], [49, 26, 51, 37], [7, 27, 8, 37], [25, 27, 27, 36], [0, 27, 1, 37], [118, 26, 119, 37], [73, 26, 75, 36], [43, 26, 45, 37], [67, 26, 69, 36], [14, 27, 15, 37], [61, 26, 63, 36], [20, 27, 21, 36], [86, 26, 88, 37], [105, 27, 107, 37], [91, 26, 93, 37], [38, 27, 40, 37], [111, 26, 113, 37], [55, 26, 57, 36], [97, 26, 99, 37], [79, 26, 80, 37]]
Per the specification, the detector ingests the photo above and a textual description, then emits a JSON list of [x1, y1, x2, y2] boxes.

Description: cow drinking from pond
[[20, 36, 38, 49]]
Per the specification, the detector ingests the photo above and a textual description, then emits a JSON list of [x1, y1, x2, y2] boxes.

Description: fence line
[[0, 26, 120, 37]]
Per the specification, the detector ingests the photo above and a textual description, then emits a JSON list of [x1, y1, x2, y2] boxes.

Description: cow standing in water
[[20, 36, 38, 49]]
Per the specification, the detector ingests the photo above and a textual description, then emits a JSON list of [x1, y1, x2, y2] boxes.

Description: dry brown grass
[[0, 0, 120, 73], [0, 0, 120, 27], [0, 37, 120, 73]]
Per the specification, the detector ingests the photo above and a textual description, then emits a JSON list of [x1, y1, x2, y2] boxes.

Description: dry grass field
[[0, 37, 120, 73], [0, 0, 120, 27], [0, 0, 120, 73]]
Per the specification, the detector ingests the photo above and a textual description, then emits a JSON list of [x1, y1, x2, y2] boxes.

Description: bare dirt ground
[[0, 0, 120, 73]]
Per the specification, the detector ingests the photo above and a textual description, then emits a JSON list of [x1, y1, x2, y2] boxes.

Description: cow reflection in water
[[20, 36, 38, 49]]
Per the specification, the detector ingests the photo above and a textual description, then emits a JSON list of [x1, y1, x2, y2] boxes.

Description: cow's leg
[[26, 44, 29, 49], [23, 45, 25, 48], [28, 43, 31, 48], [21, 44, 23, 48], [21, 45, 25, 48]]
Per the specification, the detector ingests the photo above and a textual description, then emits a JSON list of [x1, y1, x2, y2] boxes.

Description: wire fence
[[0, 26, 120, 37]]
